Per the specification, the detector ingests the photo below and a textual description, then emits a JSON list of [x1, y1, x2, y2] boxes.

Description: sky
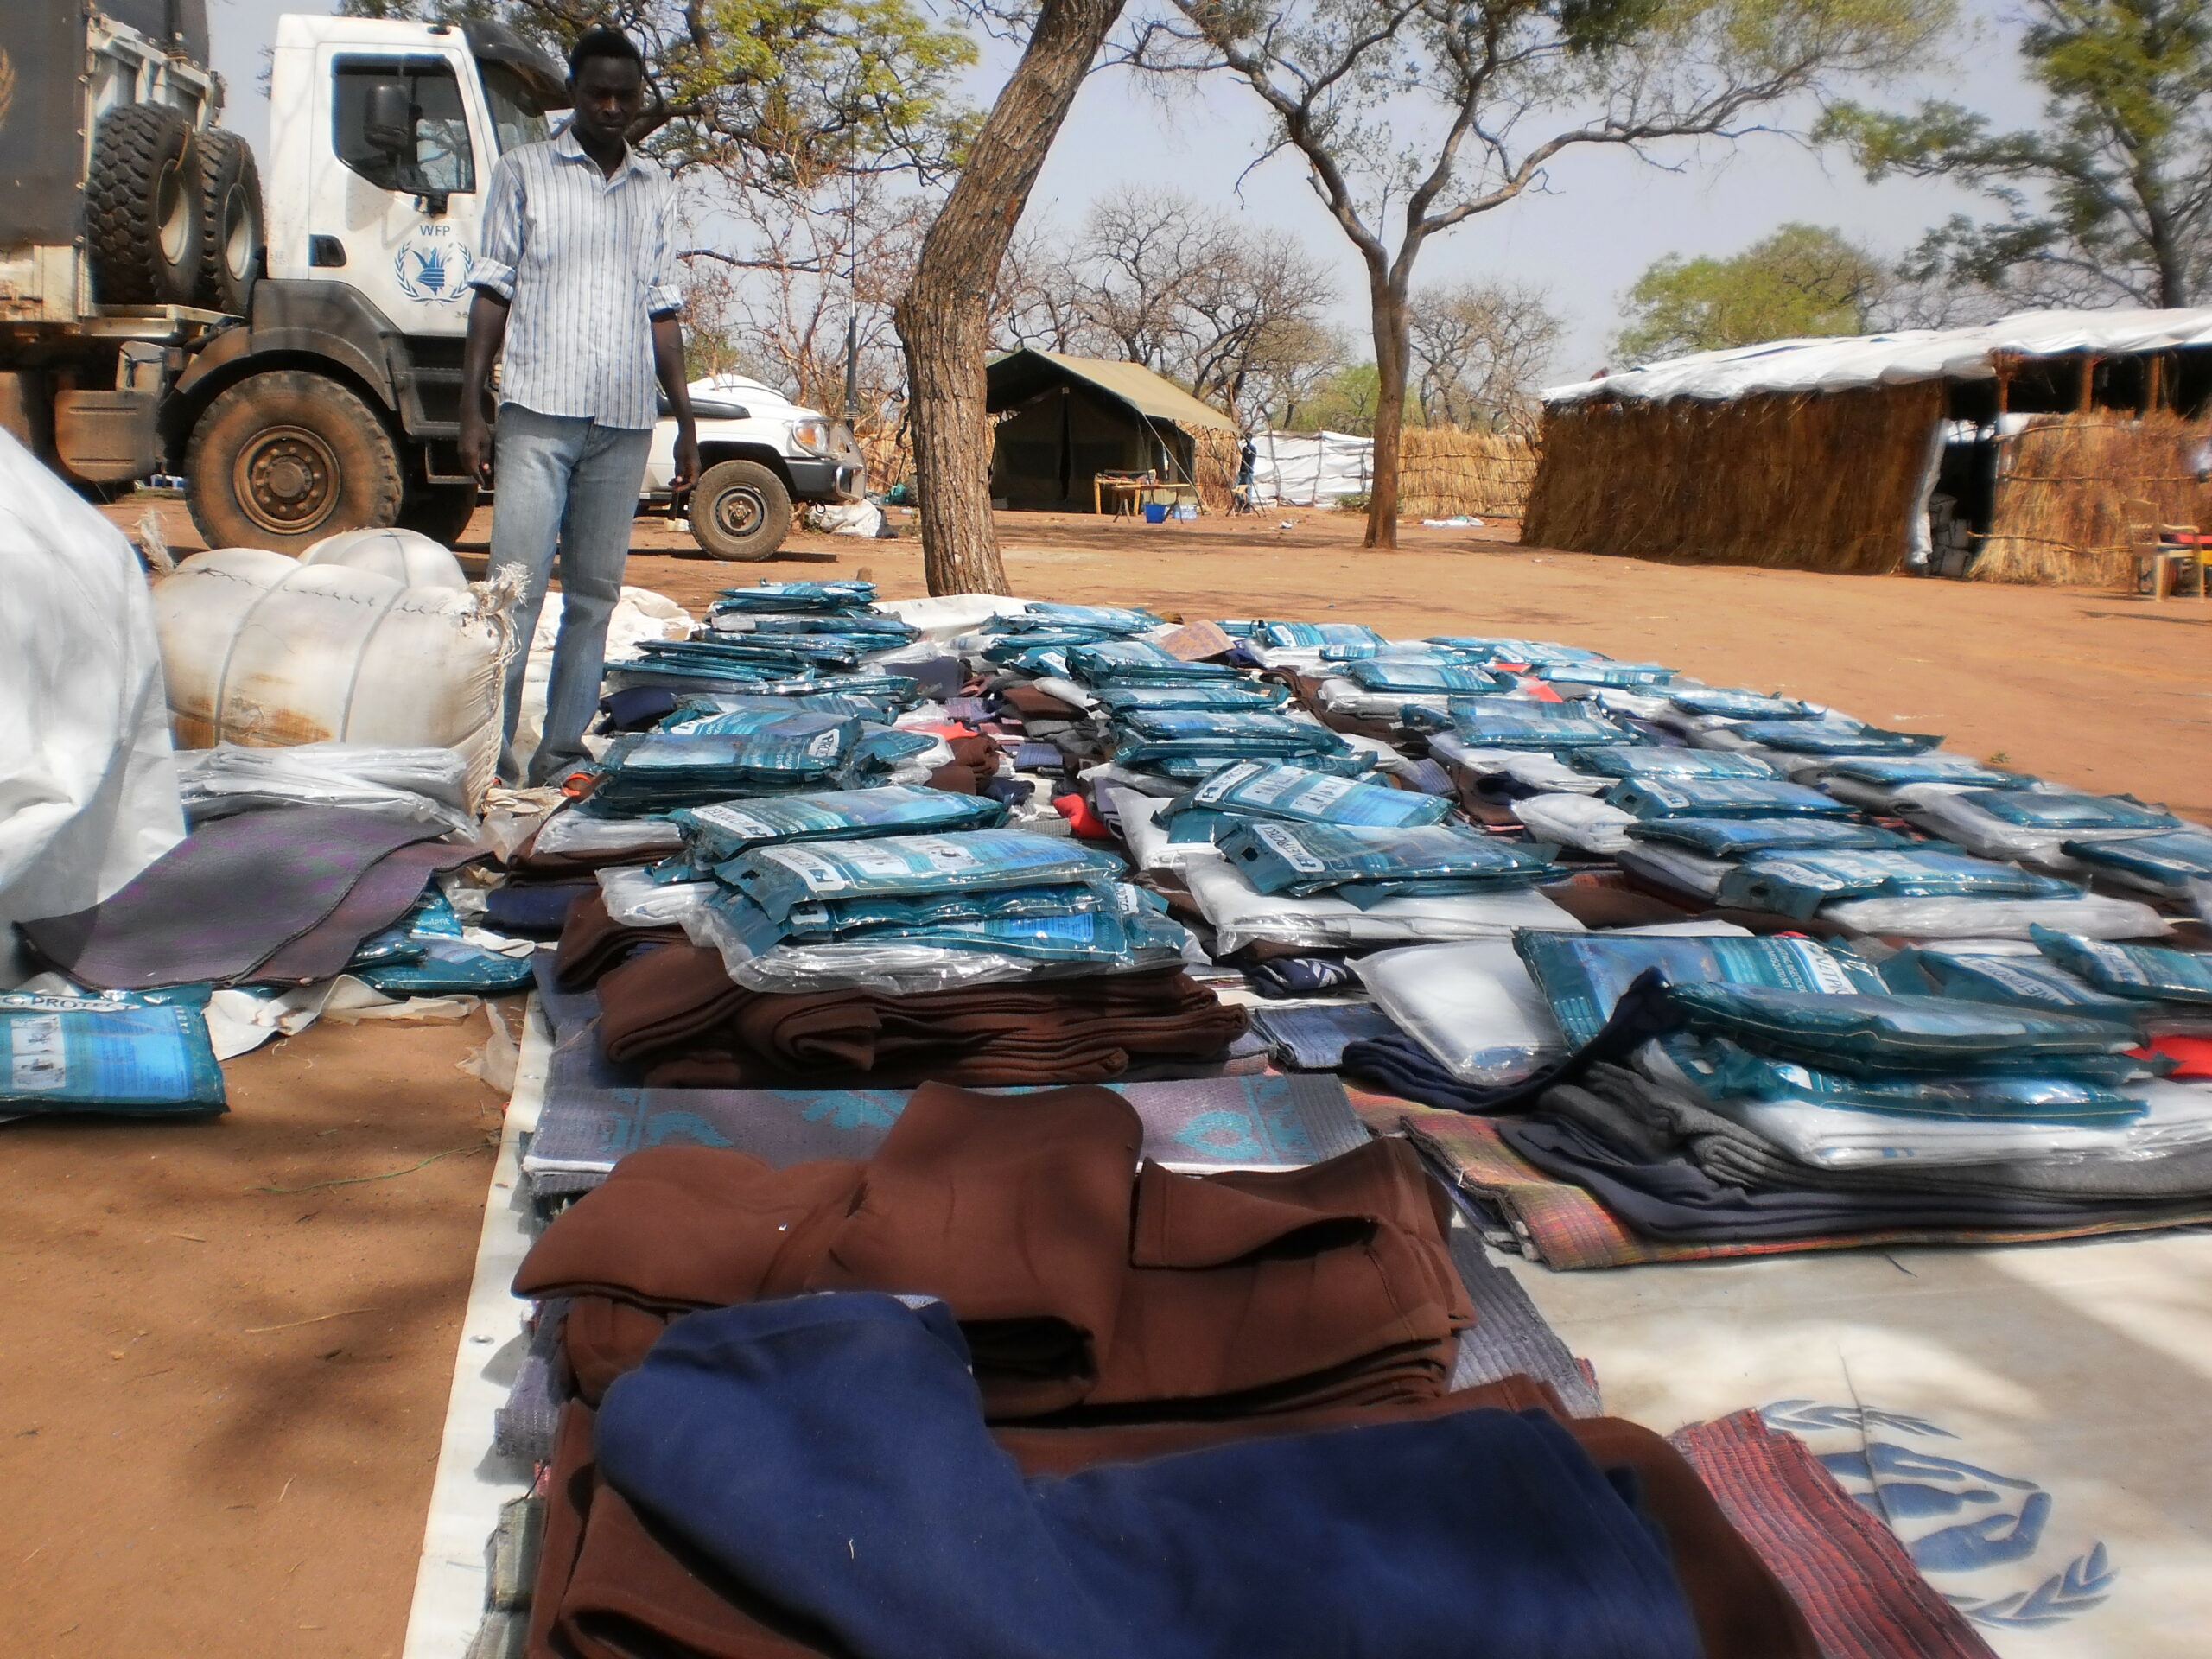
[[206, 0, 2047, 382]]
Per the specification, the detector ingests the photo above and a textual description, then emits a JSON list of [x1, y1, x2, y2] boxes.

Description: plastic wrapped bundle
[[1355, 939, 1570, 1083], [1714, 849, 2082, 922], [1514, 930, 1884, 1046], [1217, 819, 1556, 905], [1255, 620, 1387, 652], [1568, 748, 1779, 781], [1411, 699, 1630, 753], [1110, 711, 1358, 779], [728, 829, 1125, 924], [1897, 786, 2178, 865], [349, 890, 535, 995], [994, 601, 1164, 635], [1427, 637, 1605, 666], [708, 579, 880, 615], [1186, 861, 1582, 951], [1068, 639, 1241, 686], [1607, 776, 1856, 821], [1666, 1033, 2146, 1124], [0, 987, 227, 1118], [1104, 791, 1230, 872], [1089, 683, 1289, 715], [1663, 689, 1816, 721], [1814, 753, 2039, 810], [1656, 982, 2144, 1078], [1879, 945, 2149, 1023], [1167, 760, 1454, 830], [2063, 828, 2212, 896], [665, 691, 901, 724], [2031, 927, 2212, 1005], [719, 875, 1133, 949], [1623, 817, 1911, 857], [711, 612, 917, 641], [1725, 721, 1941, 757], [1339, 658, 1511, 695], [1510, 794, 1638, 854], [175, 741, 474, 834], [672, 788, 1007, 869], [584, 715, 875, 814], [1533, 661, 1675, 689]]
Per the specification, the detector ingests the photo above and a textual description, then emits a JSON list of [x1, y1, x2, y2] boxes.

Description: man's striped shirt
[[469, 123, 682, 431]]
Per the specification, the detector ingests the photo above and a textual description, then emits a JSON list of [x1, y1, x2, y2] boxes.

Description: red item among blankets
[[1053, 793, 1111, 838], [2134, 1034, 2212, 1080]]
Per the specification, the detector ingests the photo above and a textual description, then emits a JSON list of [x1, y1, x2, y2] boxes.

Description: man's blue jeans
[[491, 404, 654, 785]]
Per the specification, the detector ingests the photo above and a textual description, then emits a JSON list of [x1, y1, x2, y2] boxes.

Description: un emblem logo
[[394, 232, 474, 303]]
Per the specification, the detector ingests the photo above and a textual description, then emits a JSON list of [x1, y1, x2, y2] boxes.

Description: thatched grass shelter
[[1523, 309, 2212, 582]]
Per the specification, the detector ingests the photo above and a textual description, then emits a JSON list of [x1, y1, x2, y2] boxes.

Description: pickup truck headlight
[[791, 418, 831, 455]]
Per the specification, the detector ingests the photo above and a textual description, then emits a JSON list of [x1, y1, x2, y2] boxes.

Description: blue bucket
[[1142, 502, 1169, 524]]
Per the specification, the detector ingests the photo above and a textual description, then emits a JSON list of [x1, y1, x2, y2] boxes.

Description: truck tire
[[186, 371, 405, 555], [397, 481, 481, 547], [89, 103, 205, 307], [195, 130, 264, 315], [690, 459, 791, 561]]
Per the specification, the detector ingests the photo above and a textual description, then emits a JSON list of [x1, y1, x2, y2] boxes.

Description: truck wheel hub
[[237, 427, 340, 533], [713, 484, 766, 538]]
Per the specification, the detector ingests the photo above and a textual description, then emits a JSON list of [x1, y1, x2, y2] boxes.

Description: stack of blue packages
[[1068, 639, 1243, 687], [346, 889, 536, 995], [671, 785, 1008, 875], [1165, 760, 1456, 831], [707, 579, 882, 617], [0, 985, 227, 1118], [1217, 819, 1556, 908], [1427, 637, 1605, 667], [1254, 620, 1387, 653], [1403, 696, 1633, 752], [1108, 707, 1363, 780], [1089, 682, 1291, 715], [584, 709, 937, 814]]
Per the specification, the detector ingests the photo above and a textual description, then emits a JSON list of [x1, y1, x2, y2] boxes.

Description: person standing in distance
[[459, 26, 699, 786]]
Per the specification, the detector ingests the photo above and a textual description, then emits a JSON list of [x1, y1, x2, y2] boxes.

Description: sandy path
[[15, 497, 2198, 1655]]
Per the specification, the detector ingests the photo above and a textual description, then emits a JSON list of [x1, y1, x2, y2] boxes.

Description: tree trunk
[[896, 0, 1127, 595], [1364, 280, 1411, 549]]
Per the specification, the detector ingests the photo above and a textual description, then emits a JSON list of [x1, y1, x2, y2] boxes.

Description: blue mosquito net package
[[708, 579, 880, 615], [1624, 817, 1912, 858], [1217, 819, 1555, 904], [1089, 682, 1290, 715], [1513, 930, 1884, 1046], [1427, 638, 1604, 666], [1726, 721, 1942, 757], [0, 987, 226, 1117], [1533, 660, 1676, 688], [1656, 983, 2144, 1079], [726, 877, 1130, 949], [994, 601, 1164, 636], [674, 787, 1007, 867], [1168, 760, 1455, 830], [2062, 828, 2212, 894], [728, 830, 1126, 925], [1110, 710, 1357, 778], [1955, 791, 2179, 833], [585, 714, 874, 813], [1880, 946, 2149, 1023], [1256, 620, 1387, 652], [1819, 753, 2037, 791], [1664, 1033, 2146, 1125], [2031, 927, 2212, 1006], [715, 612, 915, 641], [1339, 659, 1511, 696], [1715, 849, 2080, 922], [1567, 748, 1779, 781], [1606, 776, 1856, 821], [1067, 639, 1241, 686], [1414, 698, 1630, 751], [1663, 689, 1817, 721]]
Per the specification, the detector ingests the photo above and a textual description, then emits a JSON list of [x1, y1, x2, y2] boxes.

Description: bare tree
[[897, 0, 1131, 595], [1128, 0, 1953, 547], [1182, 227, 1341, 421], [1406, 280, 1559, 435], [992, 226, 1100, 353]]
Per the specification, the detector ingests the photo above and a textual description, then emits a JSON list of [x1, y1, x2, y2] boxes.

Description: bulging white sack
[[154, 547, 515, 806], [0, 430, 183, 947], [298, 525, 470, 589]]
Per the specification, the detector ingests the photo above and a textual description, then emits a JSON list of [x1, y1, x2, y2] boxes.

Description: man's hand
[[671, 421, 701, 493], [459, 407, 493, 486]]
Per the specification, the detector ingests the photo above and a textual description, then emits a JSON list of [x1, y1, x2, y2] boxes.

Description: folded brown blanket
[[553, 892, 690, 991], [595, 951, 1247, 1087], [515, 1080, 1470, 1420]]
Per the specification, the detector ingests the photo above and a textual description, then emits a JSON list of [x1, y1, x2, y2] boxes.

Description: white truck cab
[[641, 373, 868, 561]]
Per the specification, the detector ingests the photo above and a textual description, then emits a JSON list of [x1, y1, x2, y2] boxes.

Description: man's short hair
[[568, 26, 645, 79]]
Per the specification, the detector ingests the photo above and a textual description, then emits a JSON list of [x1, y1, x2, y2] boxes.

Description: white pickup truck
[[641, 373, 868, 561]]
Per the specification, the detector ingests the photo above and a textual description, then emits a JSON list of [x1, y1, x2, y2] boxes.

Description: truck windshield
[[480, 63, 551, 154]]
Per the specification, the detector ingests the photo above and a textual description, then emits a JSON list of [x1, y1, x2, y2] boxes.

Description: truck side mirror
[[362, 81, 416, 159]]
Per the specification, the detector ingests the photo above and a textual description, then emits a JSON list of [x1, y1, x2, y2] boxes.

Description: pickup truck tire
[[186, 372, 405, 555], [89, 104, 205, 307], [690, 459, 791, 561], [195, 130, 264, 315], [397, 482, 480, 547]]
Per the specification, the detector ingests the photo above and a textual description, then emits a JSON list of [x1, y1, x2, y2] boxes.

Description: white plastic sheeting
[[513, 586, 695, 765], [1545, 306, 2212, 405], [1248, 430, 1374, 506], [0, 430, 183, 957]]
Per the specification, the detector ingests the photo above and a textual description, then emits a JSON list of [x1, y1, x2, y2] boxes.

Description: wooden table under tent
[[1522, 307, 2212, 589]]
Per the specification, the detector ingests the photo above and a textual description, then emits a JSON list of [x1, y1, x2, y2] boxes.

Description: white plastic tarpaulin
[[1545, 306, 2212, 406], [1249, 430, 1374, 506], [0, 429, 182, 963]]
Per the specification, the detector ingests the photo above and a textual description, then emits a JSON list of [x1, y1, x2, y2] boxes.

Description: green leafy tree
[[1822, 0, 2212, 308], [1612, 223, 1890, 362]]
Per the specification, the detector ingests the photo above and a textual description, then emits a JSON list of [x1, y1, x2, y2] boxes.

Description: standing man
[[459, 26, 699, 786]]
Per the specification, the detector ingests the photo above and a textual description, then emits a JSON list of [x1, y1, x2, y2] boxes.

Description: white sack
[[298, 525, 469, 588], [0, 430, 184, 940]]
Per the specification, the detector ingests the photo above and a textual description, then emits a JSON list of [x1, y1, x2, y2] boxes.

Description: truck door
[[308, 41, 495, 337]]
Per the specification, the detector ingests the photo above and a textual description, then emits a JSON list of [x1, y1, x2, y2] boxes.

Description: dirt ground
[[9, 495, 2203, 1657]]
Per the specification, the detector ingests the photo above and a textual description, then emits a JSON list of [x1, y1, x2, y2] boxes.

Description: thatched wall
[[1191, 425, 1240, 512], [1400, 428, 1539, 519], [1521, 384, 1944, 575], [1974, 411, 2212, 585]]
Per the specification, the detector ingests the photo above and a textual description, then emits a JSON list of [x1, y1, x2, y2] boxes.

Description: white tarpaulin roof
[[1544, 306, 2212, 406], [1249, 430, 1373, 506]]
